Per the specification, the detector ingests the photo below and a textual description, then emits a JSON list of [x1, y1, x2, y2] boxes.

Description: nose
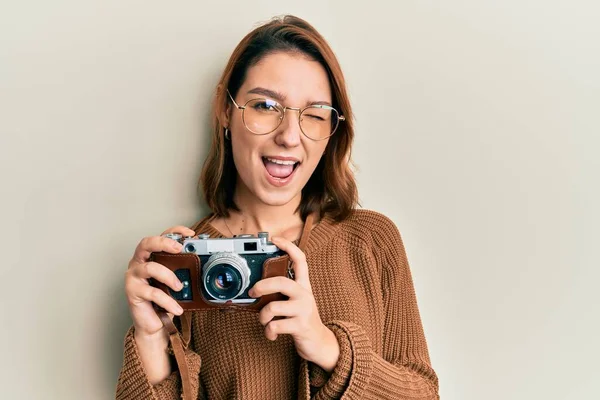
[[274, 109, 302, 148]]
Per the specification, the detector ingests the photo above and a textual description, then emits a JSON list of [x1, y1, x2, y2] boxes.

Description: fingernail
[[176, 280, 183, 290], [248, 289, 255, 297], [173, 242, 183, 250], [176, 306, 183, 314]]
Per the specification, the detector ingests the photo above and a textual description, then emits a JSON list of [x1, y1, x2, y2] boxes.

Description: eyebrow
[[247, 87, 332, 107]]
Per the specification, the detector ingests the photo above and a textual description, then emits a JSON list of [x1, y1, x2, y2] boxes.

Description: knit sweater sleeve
[[308, 213, 439, 399], [115, 320, 203, 399]]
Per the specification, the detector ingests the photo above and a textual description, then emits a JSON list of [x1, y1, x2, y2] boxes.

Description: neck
[[228, 180, 304, 239]]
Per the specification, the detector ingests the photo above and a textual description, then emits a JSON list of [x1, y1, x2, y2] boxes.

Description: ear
[[218, 105, 231, 129], [216, 84, 231, 129]]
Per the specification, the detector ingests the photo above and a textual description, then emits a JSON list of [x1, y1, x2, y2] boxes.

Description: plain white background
[[1, 1, 598, 399]]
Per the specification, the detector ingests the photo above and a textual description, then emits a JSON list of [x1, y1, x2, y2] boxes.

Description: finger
[[161, 226, 197, 237], [249, 276, 304, 299], [271, 236, 311, 289], [132, 261, 184, 292], [258, 300, 301, 325], [139, 285, 184, 315], [265, 317, 299, 341], [133, 236, 183, 263]]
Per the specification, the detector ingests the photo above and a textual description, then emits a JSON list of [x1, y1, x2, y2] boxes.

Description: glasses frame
[[226, 90, 345, 141]]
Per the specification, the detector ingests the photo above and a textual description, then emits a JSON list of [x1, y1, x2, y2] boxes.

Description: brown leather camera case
[[150, 251, 290, 312]]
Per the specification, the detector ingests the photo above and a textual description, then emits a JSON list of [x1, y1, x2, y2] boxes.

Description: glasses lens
[[243, 99, 283, 134], [300, 106, 340, 140]]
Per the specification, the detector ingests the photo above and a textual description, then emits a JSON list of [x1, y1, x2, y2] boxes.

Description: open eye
[[250, 99, 280, 113]]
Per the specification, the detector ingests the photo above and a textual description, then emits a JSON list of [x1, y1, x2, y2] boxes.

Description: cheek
[[231, 141, 251, 170], [308, 143, 328, 165], [300, 144, 328, 178], [230, 134, 262, 174]]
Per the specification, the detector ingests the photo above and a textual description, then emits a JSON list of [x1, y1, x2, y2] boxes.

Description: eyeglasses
[[227, 90, 345, 141]]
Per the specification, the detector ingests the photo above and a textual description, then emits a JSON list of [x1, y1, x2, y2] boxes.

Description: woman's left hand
[[248, 236, 340, 372]]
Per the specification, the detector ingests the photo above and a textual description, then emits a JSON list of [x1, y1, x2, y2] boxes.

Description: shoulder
[[329, 209, 409, 280], [190, 213, 216, 234], [343, 209, 399, 229], [333, 208, 403, 250]]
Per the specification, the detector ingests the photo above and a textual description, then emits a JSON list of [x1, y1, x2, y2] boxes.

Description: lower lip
[[263, 159, 299, 187]]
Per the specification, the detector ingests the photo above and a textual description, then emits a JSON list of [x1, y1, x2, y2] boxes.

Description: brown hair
[[199, 15, 359, 222]]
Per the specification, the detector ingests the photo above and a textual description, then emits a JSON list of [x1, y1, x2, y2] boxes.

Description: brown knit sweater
[[115, 209, 439, 399]]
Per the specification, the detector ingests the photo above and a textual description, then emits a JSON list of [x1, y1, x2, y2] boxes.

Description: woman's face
[[226, 51, 332, 207]]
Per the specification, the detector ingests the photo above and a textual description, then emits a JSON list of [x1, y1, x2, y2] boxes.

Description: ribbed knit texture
[[115, 209, 439, 399]]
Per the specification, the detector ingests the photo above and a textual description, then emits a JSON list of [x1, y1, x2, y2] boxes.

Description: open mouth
[[262, 157, 300, 180]]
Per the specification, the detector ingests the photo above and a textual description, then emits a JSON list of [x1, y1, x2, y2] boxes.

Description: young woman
[[116, 15, 439, 400]]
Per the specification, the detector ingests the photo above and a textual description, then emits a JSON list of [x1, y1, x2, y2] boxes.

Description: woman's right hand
[[124, 226, 197, 339]]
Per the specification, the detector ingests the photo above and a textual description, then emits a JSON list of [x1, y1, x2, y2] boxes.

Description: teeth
[[265, 157, 297, 165]]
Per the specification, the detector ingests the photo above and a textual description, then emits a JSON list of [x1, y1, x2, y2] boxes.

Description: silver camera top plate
[[174, 233, 281, 255]]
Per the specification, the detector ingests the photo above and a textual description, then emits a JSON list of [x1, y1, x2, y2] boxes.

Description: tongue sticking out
[[264, 159, 295, 178]]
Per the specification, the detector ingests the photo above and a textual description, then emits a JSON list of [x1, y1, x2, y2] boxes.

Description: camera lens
[[206, 264, 242, 300], [215, 272, 232, 290], [202, 252, 251, 301]]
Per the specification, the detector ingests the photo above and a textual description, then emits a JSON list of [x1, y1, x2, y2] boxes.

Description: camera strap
[[297, 211, 315, 254], [158, 311, 192, 396], [156, 211, 316, 400]]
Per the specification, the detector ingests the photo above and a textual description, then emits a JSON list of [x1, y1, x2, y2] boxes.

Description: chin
[[256, 189, 299, 206]]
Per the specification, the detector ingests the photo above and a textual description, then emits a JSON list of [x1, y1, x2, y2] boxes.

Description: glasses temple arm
[[226, 90, 245, 110]]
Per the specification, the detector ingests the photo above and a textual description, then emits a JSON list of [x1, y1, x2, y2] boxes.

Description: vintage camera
[[157, 232, 288, 307]]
